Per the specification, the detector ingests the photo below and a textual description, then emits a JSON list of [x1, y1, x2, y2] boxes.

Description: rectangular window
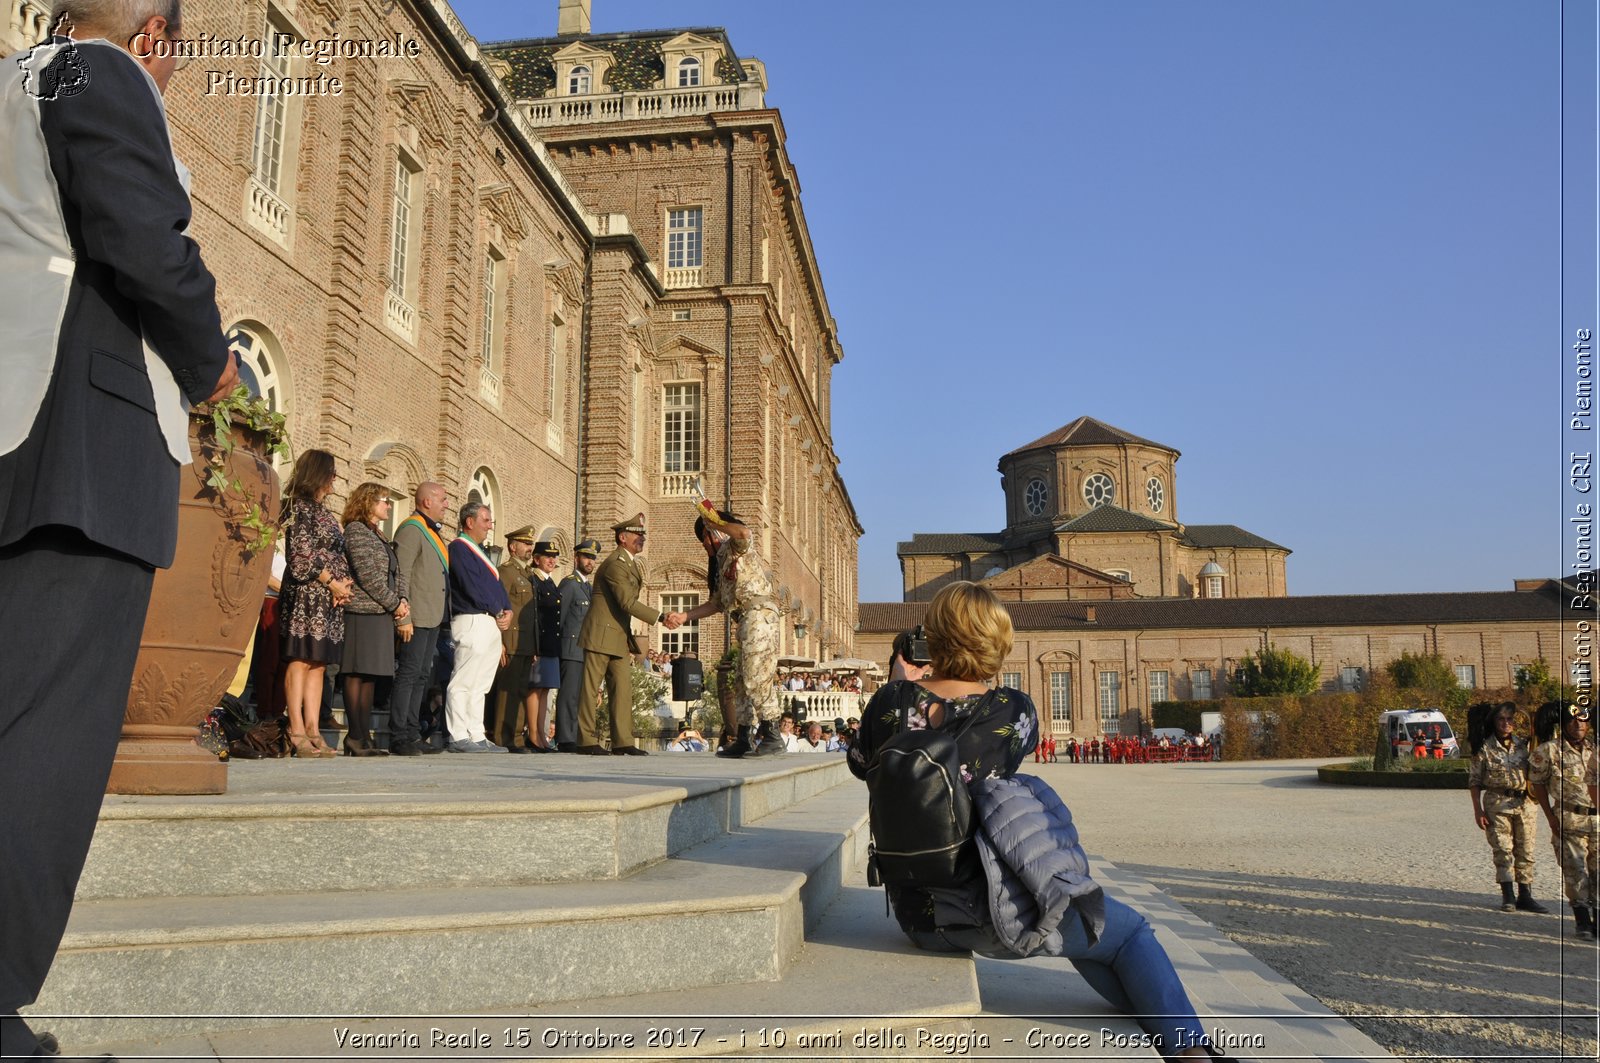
[[1048, 672, 1072, 729], [666, 208, 703, 269], [250, 28, 293, 193], [1340, 666, 1364, 692], [389, 159, 416, 299], [1000, 671, 1022, 691], [480, 250, 503, 373], [1191, 668, 1212, 701], [1097, 671, 1121, 734], [1148, 670, 1169, 705], [662, 383, 702, 473], [672, 309, 692, 321], [660, 593, 699, 657], [1454, 664, 1476, 689]]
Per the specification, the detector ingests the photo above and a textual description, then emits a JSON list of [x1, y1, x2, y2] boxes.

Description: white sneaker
[[474, 739, 507, 752], [446, 739, 478, 753]]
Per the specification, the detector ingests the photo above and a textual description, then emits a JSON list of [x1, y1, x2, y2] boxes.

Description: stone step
[[28, 781, 869, 1048], [77, 755, 852, 899]]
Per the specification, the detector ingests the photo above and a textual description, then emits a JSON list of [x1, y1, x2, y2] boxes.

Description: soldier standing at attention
[[553, 539, 599, 751], [1529, 701, 1599, 939], [525, 539, 564, 751], [1467, 702, 1549, 913], [491, 526, 538, 752]]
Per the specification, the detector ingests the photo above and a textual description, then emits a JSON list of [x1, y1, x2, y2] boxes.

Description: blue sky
[[451, 1, 1576, 603]]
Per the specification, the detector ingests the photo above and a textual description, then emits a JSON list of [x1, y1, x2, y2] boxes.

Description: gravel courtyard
[[1030, 758, 1598, 1062]]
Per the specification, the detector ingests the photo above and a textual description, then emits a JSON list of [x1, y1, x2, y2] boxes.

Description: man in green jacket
[[576, 513, 682, 755]]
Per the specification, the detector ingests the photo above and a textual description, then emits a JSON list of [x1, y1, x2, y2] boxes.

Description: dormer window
[[568, 64, 591, 95], [677, 57, 701, 87]]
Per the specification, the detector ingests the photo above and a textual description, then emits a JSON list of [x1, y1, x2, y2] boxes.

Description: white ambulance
[[1379, 708, 1459, 759]]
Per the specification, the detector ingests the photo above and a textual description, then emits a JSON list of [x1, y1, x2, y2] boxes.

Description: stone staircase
[[26, 756, 1394, 1061]]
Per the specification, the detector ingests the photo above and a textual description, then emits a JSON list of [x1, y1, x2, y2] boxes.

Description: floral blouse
[[848, 680, 1037, 786]]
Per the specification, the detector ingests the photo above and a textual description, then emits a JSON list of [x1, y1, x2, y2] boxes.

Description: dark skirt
[[340, 611, 396, 677], [532, 655, 561, 689]]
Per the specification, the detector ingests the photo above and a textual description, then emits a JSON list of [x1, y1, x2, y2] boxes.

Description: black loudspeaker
[[671, 657, 704, 701]]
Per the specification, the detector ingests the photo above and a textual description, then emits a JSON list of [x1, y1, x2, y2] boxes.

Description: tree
[[1512, 658, 1577, 705], [1232, 645, 1321, 697], [1385, 651, 1468, 712]]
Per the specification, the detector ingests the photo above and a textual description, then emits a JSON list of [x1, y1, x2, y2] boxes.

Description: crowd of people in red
[[1033, 733, 1219, 763]]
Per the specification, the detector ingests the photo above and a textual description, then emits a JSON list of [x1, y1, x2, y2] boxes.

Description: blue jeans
[[909, 896, 1209, 1060]]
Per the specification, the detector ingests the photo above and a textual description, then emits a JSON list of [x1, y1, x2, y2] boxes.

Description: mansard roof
[[486, 27, 748, 99], [897, 532, 1008, 556], [1003, 416, 1177, 461], [858, 582, 1565, 634], [1180, 524, 1291, 553], [1055, 504, 1170, 533]]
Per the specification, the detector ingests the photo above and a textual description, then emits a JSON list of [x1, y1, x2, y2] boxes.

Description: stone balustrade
[[523, 83, 762, 130]]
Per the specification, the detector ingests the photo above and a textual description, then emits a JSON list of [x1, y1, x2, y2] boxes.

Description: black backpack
[[865, 682, 985, 889]]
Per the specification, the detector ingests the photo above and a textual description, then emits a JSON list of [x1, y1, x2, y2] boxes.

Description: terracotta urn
[[106, 411, 281, 795]]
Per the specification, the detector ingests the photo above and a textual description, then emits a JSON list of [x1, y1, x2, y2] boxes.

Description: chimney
[[1084, 605, 1096, 624], [558, 0, 591, 35]]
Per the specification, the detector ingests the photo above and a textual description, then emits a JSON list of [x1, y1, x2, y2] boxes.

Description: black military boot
[[1573, 903, 1595, 940], [745, 719, 787, 757], [716, 725, 752, 758], [1499, 882, 1517, 912], [1515, 883, 1549, 913]]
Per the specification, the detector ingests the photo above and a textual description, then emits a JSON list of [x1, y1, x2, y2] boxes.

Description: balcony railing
[[663, 266, 703, 289], [660, 471, 699, 497], [479, 366, 501, 406], [524, 83, 762, 129], [780, 690, 865, 722], [245, 177, 289, 244], [384, 289, 416, 342]]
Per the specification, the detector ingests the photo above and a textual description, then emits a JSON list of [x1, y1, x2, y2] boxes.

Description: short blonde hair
[[923, 581, 1013, 682]]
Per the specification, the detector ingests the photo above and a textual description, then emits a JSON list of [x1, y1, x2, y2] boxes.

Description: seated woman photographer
[[848, 581, 1231, 1062]]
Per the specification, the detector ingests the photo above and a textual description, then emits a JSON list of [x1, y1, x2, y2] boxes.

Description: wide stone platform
[[25, 754, 1392, 1061]]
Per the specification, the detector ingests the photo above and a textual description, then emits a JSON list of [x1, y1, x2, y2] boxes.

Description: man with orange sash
[[390, 481, 450, 755]]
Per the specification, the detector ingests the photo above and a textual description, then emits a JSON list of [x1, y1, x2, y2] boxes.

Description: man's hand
[[495, 609, 512, 631], [500, 647, 509, 668], [397, 622, 414, 643], [394, 599, 410, 622], [205, 351, 241, 403], [662, 612, 683, 629]]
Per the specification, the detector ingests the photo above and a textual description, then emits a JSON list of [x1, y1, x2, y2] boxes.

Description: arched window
[[227, 323, 293, 469], [467, 466, 500, 547], [568, 64, 591, 95], [677, 57, 700, 87]]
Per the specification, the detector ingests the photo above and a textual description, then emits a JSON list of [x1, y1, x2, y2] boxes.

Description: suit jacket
[[556, 573, 593, 662], [0, 41, 228, 568], [393, 514, 448, 628], [579, 546, 660, 657], [498, 558, 538, 656]]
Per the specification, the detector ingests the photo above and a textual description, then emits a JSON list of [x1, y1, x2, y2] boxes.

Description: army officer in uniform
[[492, 525, 539, 752]]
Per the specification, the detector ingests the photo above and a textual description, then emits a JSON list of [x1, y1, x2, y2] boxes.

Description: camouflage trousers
[[1550, 808, 1599, 907], [1482, 798, 1538, 884], [734, 605, 780, 726]]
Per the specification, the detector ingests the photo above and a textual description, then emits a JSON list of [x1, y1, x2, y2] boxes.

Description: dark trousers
[[555, 657, 584, 745], [389, 624, 441, 746], [0, 528, 154, 1053]]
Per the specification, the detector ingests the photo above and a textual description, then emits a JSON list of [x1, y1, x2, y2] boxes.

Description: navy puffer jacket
[[971, 774, 1106, 957]]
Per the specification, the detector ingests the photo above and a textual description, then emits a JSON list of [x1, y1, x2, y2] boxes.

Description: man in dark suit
[[0, 7, 238, 1056], [553, 538, 599, 751], [575, 514, 683, 755]]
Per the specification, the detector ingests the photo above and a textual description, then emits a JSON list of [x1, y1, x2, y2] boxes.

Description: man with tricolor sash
[[444, 500, 514, 752], [390, 481, 451, 755]]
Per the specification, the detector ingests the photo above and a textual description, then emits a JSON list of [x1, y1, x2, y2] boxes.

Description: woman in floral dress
[[277, 449, 353, 758], [849, 581, 1231, 1062]]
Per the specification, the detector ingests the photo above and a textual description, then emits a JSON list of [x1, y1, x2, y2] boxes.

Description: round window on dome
[[1024, 477, 1048, 516], [1083, 473, 1115, 508], [1146, 477, 1164, 513]]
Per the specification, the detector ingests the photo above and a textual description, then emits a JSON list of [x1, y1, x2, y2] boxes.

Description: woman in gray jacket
[[340, 483, 409, 755]]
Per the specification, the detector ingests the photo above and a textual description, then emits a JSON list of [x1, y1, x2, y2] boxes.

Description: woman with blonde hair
[[849, 581, 1232, 1062], [278, 449, 353, 758], [340, 483, 409, 755]]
